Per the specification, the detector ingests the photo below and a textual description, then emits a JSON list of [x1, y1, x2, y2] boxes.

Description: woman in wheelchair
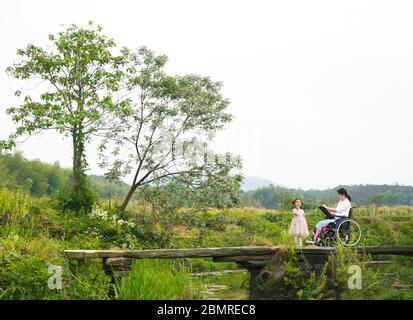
[[312, 188, 352, 245]]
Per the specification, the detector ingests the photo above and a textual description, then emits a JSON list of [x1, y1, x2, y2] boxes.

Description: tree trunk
[[72, 132, 79, 200], [118, 184, 138, 212], [71, 126, 86, 211]]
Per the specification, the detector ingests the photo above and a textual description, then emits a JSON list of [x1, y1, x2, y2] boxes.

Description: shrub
[[56, 182, 97, 214], [0, 253, 63, 300], [327, 247, 381, 300]]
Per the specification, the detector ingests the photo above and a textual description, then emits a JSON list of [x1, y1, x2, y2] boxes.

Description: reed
[[118, 259, 204, 300]]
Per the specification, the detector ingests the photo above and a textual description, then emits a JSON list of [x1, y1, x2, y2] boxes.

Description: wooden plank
[[63, 246, 413, 260], [63, 246, 280, 260], [64, 250, 124, 259], [361, 246, 413, 256], [104, 258, 133, 266], [123, 246, 280, 259], [362, 261, 391, 265], [213, 255, 275, 262]]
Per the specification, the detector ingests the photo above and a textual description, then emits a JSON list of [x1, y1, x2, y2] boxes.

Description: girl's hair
[[337, 188, 352, 201], [292, 198, 303, 209]]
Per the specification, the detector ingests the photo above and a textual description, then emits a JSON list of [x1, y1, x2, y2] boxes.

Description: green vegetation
[[0, 182, 412, 300], [0, 153, 129, 198], [269, 246, 380, 300], [5, 22, 129, 211], [242, 184, 413, 209], [119, 260, 203, 300]]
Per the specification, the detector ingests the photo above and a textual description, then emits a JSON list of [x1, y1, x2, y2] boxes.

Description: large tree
[[6, 23, 128, 210], [99, 47, 241, 212]]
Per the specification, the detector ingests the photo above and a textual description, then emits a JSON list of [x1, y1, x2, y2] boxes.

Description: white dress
[[289, 208, 309, 237]]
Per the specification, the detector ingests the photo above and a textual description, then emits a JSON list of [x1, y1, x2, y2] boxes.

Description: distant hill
[[242, 183, 413, 209], [89, 174, 130, 197], [242, 176, 281, 191]]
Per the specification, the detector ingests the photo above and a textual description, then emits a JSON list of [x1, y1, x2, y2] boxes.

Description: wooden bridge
[[64, 246, 413, 299]]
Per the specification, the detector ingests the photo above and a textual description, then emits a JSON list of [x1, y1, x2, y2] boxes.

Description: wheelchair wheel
[[336, 219, 362, 247]]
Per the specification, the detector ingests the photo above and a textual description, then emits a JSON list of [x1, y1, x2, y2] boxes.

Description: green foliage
[[6, 22, 126, 138], [0, 153, 128, 199], [0, 253, 62, 300], [168, 208, 287, 248], [0, 199, 66, 299], [6, 22, 130, 211], [242, 184, 413, 209], [89, 174, 129, 198], [56, 182, 97, 214], [242, 184, 279, 208], [118, 259, 203, 300], [280, 247, 328, 300], [0, 153, 71, 196], [0, 189, 113, 299], [370, 193, 400, 206], [260, 246, 381, 300], [0, 187, 30, 225], [189, 258, 238, 272], [64, 259, 110, 300], [327, 247, 381, 299], [275, 190, 294, 211], [133, 175, 243, 224]]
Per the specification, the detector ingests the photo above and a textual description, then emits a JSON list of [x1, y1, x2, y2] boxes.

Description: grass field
[[0, 188, 412, 300]]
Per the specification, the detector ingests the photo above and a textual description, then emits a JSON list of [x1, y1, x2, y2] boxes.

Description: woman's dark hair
[[337, 188, 352, 201], [292, 198, 303, 209]]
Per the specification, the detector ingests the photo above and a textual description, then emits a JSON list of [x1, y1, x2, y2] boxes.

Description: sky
[[1, 0, 413, 190]]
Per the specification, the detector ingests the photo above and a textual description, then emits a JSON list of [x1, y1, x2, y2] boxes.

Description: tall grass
[[0, 188, 30, 225], [118, 259, 204, 300], [354, 206, 413, 217]]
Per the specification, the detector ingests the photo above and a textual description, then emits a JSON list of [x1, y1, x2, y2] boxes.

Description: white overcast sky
[[1, 0, 413, 189]]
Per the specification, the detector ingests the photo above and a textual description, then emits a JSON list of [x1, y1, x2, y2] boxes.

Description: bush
[[0, 234, 66, 300], [56, 182, 97, 214], [0, 253, 63, 299], [327, 247, 381, 300]]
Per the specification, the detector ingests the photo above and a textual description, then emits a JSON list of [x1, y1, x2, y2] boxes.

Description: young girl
[[289, 198, 309, 246]]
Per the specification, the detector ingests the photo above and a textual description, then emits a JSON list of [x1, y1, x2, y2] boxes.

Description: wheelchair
[[312, 208, 362, 247]]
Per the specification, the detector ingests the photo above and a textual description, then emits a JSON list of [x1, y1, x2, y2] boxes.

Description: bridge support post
[[236, 260, 288, 300], [102, 257, 133, 298], [243, 265, 276, 300], [234, 251, 333, 300]]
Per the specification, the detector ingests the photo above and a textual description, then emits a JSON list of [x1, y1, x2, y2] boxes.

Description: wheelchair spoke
[[336, 219, 362, 247]]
